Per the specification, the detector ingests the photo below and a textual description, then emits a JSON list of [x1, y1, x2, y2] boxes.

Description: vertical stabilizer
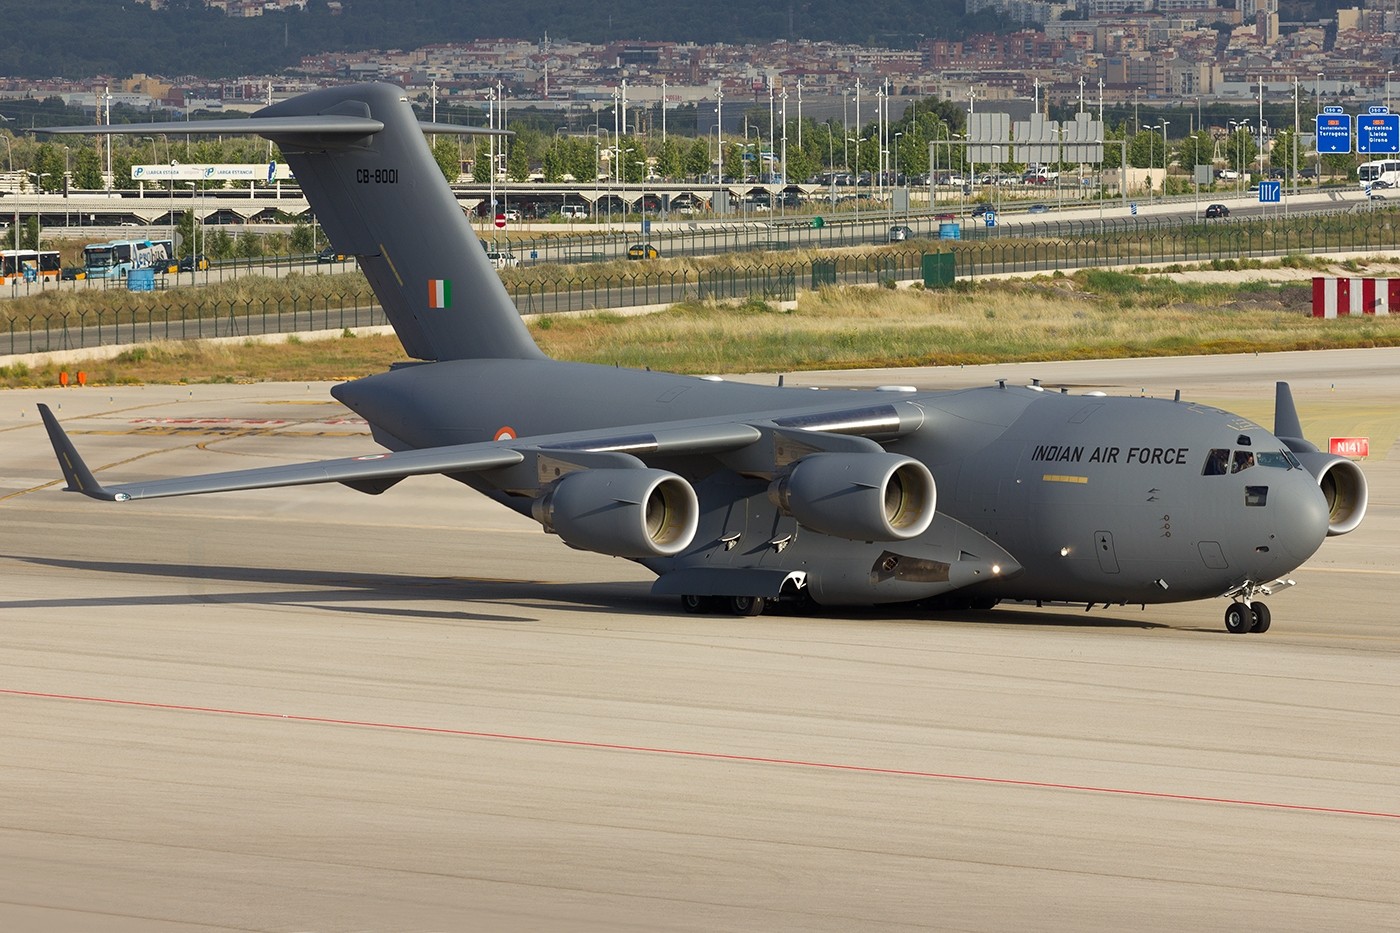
[[1274, 381, 1315, 451], [43, 83, 544, 363], [258, 84, 545, 362]]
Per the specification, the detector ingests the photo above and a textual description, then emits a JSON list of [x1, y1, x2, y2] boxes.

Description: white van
[[560, 204, 588, 219]]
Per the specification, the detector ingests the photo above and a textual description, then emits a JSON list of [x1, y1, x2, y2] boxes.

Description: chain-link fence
[[4, 210, 1398, 357]]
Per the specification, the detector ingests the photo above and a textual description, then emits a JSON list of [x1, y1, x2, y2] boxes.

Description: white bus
[[1358, 158, 1400, 194]]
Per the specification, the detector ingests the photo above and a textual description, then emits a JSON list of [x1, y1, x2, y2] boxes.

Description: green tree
[[721, 141, 742, 179], [683, 138, 711, 178], [1223, 128, 1258, 177], [656, 137, 683, 180], [1175, 130, 1213, 175], [18, 217, 38, 251], [1269, 127, 1299, 174], [72, 145, 103, 189], [430, 135, 460, 183], [290, 221, 315, 255], [175, 210, 195, 257], [784, 146, 815, 185], [471, 139, 492, 183], [1128, 130, 1162, 169], [1321, 152, 1356, 179], [206, 227, 234, 260], [566, 138, 598, 182], [34, 143, 66, 192], [506, 139, 529, 182], [235, 230, 262, 259]]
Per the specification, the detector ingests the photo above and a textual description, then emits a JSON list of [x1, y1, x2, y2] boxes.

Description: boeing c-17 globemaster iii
[[37, 83, 1368, 633]]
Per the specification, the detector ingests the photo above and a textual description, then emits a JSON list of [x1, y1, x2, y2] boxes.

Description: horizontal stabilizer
[[39, 117, 507, 140]]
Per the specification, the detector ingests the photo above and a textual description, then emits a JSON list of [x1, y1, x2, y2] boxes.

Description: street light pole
[[25, 170, 49, 278], [1161, 120, 1169, 198], [1316, 73, 1323, 182]]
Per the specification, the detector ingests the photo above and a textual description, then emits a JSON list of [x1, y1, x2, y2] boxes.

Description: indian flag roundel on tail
[[429, 278, 451, 309]]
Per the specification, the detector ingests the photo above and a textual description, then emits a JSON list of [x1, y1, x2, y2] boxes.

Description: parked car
[[178, 254, 209, 272], [627, 243, 660, 260], [60, 266, 86, 281], [887, 224, 914, 242], [318, 246, 348, 263], [970, 202, 993, 217], [1204, 203, 1230, 218], [485, 250, 520, 269], [1027, 203, 1050, 214], [1216, 169, 1240, 180]]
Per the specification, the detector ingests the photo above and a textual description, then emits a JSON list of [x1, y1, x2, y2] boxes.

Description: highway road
[[1, 349, 1397, 931]]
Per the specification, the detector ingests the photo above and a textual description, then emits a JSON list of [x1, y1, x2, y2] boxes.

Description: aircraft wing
[[37, 404, 766, 503]]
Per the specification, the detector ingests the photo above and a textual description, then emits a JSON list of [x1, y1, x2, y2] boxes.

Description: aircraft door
[[1093, 530, 1120, 574]]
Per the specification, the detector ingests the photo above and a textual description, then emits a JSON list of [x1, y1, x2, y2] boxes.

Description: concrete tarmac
[[2, 350, 1398, 932]]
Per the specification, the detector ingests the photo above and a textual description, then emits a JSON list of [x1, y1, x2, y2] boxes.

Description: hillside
[[1, 0, 998, 80]]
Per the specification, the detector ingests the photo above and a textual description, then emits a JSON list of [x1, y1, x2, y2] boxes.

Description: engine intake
[[1294, 452, 1368, 536], [532, 468, 699, 558], [768, 452, 936, 541]]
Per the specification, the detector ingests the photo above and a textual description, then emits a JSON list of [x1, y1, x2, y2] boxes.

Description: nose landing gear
[[1221, 579, 1289, 634], [1224, 600, 1271, 634]]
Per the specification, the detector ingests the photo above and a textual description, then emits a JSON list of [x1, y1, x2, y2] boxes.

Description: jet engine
[[1294, 452, 1368, 536], [531, 468, 699, 558], [768, 452, 936, 541]]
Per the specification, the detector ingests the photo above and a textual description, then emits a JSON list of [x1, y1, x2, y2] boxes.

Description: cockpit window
[[1203, 448, 1230, 475], [1257, 450, 1291, 469], [1231, 450, 1255, 473]]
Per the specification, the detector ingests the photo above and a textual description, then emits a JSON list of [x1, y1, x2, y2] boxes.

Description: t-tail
[[43, 83, 544, 363]]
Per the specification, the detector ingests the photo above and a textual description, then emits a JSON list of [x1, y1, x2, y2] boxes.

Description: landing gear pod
[[769, 452, 936, 541], [532, 469, 700, 558]]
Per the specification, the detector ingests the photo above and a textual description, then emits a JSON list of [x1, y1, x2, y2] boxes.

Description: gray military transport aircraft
[[38, 82, 1368, 633]]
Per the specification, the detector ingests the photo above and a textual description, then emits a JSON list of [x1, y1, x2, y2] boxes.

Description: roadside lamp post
[[25, 171, 50, 277], [1161, 120, 1169, 197]]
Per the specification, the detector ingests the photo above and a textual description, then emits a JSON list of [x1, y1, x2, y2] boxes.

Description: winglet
[[37, 405, 122, 501], [1272, 382, 1317, 453]]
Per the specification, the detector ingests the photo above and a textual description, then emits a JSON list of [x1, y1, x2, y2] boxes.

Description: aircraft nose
[[1276, 471, 1330, 565]]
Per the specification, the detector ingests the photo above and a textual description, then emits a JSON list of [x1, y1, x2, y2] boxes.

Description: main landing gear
[[681, 594, 766, 617], [1224, 601, 1271, 634]]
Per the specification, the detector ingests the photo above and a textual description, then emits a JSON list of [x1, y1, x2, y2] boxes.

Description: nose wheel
[[1224, 601, 1271, 634]]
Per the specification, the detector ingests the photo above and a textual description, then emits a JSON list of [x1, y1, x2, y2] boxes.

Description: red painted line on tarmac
[[6, 687, 1398, 821]]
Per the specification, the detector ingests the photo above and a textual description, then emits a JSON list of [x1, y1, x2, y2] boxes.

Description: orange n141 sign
[[1329, 437, 1369, 458]]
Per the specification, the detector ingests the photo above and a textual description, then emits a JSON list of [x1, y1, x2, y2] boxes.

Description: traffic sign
[[1357, 113, 1400, 154], [984, 210, 997, 228], [1329, 437, 1370, 458], [1258, 181, 1282, 203], [494, 213, 506, 229], [1316, 113, 1352, 153]]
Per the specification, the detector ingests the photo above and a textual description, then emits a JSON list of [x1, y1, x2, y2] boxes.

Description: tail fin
[[43, 83, 544, 363], [1274, 381, 1317, 453]]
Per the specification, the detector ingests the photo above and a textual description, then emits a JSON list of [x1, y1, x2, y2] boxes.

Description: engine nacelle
[[1294, 452, 1368, 536], [532, 468, 699, 558], [768, 452, 936, 541]]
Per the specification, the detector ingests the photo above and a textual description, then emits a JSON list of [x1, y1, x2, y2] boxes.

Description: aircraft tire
[[1224, 602, 1253, 634], [680, 594, 718, 614], [729, 595, 765, 617], [1250, 602, 1272, 633]]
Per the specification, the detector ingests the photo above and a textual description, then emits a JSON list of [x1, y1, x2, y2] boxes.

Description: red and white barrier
[[1311, 277, 1400, 317]]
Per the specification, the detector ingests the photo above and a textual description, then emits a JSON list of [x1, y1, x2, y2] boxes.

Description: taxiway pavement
[[2, 350, 1397, 931]]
